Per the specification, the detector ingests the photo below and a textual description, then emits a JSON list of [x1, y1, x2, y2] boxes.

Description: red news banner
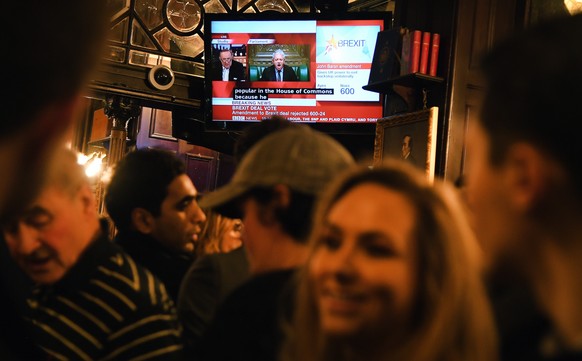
[[211, 19, 384, 123]]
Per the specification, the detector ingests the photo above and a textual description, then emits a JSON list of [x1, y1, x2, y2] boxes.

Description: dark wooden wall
[[446, 0, 525, 182], [135, 107, 235, 194]]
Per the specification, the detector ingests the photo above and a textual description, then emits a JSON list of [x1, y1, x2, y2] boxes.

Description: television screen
[[203, 12, 391, 131]]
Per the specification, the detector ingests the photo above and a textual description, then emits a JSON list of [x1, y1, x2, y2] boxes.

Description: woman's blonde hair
[[195, 209, 241, 257], [281, 161, 498, 361]]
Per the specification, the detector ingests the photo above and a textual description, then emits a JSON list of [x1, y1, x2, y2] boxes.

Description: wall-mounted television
[[203, 11, 392, 133]]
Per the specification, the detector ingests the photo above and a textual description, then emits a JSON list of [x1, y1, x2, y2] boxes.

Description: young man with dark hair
[[466, 13, 582, 361], [105, 148, 206, 301]]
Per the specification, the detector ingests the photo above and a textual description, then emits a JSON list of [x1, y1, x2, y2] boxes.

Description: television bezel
[[202, 11, 393, 135]]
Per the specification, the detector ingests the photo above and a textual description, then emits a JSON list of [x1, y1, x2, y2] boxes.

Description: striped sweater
[[25, 232, 184, 360]]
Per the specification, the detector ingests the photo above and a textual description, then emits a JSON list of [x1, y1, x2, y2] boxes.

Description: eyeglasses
[[220, 57, 232, 62]]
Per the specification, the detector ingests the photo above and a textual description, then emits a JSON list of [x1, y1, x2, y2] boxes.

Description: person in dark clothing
[[260, 49, 298, 81], [178, 245, 250, 355], [212, 49, 246, 81], [197, 125, 355, 361], [2, 148, 184, 360], [465, 13, 582, 361], [112, 229, 195, 301], [105, 148, 206, 301], [178, 117, 296, 357], [486, 262, 551, 361]]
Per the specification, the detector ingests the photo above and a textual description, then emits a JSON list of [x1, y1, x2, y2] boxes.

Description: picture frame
[[373, 107, 439, 181]]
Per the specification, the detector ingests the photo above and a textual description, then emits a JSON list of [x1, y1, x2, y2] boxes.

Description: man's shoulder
[[183, 248, 248, 286], [220, 268, 295, 308], [30, 248, 182, 360], [210, 246, 247, 264], [200, 269, 295, 360], [93, 250, 174, 308]]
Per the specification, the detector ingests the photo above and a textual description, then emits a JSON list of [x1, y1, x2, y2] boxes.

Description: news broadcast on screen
[[204, 13, 389, 124]]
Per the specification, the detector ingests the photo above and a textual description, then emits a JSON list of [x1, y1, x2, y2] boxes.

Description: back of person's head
[[3, 1, 109, 136], [233, 116, 299, 164], [195, 209, 243, 257], [480, 13, 582, 199], [200, 125, 355, 243], [284, 161, 496, 361], [105, 148, 187, 232]]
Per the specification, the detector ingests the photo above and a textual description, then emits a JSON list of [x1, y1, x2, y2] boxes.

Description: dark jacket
[[260, 64, 298, 81], [178, 246, 250, 356], [198, 268, 296, 361], [211, 60, 246, 81], [114, 230, 194, 301]]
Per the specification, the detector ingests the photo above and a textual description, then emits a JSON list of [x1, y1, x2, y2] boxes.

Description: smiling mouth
[[323, 289, 366, 301], [320, 289, 367, 313]]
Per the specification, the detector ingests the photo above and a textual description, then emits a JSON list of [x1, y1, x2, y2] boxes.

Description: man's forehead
[[165, 175, 197, 197]]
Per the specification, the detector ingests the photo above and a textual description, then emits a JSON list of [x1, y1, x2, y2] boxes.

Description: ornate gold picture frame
[[373, 107, 439, 181]]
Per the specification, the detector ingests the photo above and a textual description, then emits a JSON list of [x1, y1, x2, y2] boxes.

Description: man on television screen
[[260, 49, 298, 81], [212, 49, 246, 81]]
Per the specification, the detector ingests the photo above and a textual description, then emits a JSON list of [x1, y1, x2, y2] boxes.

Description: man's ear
[[256, 185, 291, 226], [130, 208, 155, 234], [504, 142, 558, 211], [272, 184, 291, 208]]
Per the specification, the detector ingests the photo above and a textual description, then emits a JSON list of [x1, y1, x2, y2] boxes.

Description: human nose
[[188, 201, 206, 224], [322, 241, 357, 282]]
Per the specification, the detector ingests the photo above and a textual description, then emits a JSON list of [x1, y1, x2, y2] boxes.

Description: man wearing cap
[[178, 116, 297, 357], [196, 125, 354, 361]]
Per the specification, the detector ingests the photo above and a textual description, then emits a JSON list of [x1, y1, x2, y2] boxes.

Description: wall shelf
[[363, 73, 444, 93]]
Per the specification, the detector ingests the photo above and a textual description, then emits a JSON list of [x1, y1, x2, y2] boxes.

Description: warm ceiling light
[[565, 0, 582, 14], [77, 152, 107, 178]]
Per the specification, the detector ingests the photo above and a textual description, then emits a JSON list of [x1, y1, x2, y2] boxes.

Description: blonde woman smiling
[[282, 162, 497, 361]]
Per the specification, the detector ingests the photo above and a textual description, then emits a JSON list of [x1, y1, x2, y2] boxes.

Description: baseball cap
[[199, 125, 355, 217]]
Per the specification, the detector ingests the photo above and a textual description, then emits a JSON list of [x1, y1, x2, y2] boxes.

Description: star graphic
[[324, 34, 337, 55]]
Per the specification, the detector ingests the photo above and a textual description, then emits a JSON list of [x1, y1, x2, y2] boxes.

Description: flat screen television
[[203, 11, 392, 133]]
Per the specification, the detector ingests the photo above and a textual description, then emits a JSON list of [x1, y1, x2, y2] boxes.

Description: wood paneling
[[445, 0, 521, 182], [136, 108, 178, 152], [184, 152, 217, 195], [135, 107, 232, 193]]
